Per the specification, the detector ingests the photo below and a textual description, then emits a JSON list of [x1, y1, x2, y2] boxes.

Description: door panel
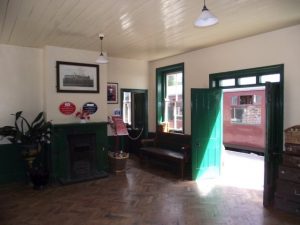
[[191, 89, 222, 180], [133, 93, 145, 129], [264, 83, 282, 207]]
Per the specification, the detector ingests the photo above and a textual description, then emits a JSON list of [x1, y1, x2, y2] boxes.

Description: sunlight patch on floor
[[196, 150, 264, 195], [219, 150, 264, 190]]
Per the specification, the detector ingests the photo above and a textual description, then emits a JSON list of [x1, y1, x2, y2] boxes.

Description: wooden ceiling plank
[[21, 0, 56, 46], [60, 0, 116, 49], [31, 0, 67, 46], [8, 0, 36, 46], [0, 0, 9, 41], [0, 0, 20, 43], [48, 0, 99, 48], [1, 0, 300, 61], [35, 0, 82, 47]]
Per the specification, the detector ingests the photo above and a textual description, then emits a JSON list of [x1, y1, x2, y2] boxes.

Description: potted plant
[[0, 111, 52, 188]]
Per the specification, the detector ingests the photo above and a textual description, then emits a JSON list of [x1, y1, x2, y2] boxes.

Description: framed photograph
[[107, 83, 118, 104], [56, 61, 99, 93]]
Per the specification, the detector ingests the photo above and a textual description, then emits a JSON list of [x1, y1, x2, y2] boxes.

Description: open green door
[[191, 88, 222, 180], [263, 82, 283, 207]]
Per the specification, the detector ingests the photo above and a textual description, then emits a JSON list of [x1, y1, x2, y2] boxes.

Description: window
[[259, 74, 280, 83], [230, 95, 262, 125], [219, 78, 235, 87], [238, 76, 256, 85], [165, 72, 183, 132], [156, 63, 184, 133], [210, 64, 283, 89], [122, 92, 131, 125]]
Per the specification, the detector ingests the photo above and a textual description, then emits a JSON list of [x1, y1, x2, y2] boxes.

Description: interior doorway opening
[[221, 86, 266, 190], [121, 88, 148, 154]]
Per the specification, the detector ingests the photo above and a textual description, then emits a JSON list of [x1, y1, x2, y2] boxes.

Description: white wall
[[0, 44, 43, 129], [107, 57, 148, 116], [0, 44, 148, 133], [44, 46, 108, 124], [149, 25, 300, 134]]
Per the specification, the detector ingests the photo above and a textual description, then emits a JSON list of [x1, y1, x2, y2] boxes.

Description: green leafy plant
[[0, 111, 52, 145]]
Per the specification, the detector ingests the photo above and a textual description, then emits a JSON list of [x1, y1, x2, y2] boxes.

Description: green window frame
[[209, 63, 284, 153], [156, 63, 185, 133], [209, 64, 284, 90]]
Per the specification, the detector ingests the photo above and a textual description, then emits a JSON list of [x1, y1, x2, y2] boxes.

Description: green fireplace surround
[[0, 122, 109, 184]]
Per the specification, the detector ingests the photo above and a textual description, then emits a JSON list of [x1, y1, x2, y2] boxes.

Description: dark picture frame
[[56, 61, 99, 93], [107, 82, 118, 104]]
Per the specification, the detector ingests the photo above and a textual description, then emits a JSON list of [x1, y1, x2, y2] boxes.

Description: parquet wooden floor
[[0, 157, 300, 225]]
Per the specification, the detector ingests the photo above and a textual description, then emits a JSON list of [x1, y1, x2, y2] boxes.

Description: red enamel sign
[[59, 102, 76, 115]]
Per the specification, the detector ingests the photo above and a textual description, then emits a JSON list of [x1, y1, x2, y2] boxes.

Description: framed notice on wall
[[107, 82, 118, 104], [56, 61, 99, 93]]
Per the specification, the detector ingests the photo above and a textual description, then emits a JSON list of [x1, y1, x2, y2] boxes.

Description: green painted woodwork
[[156, 63, 185, 133], [51, 122, 108, 183], [191, 88, 222, 180], [120, 88, 148, 137], [0, 144, 26, 184], [209, 64, 284, 90], [263, 83, 283, 207], [209, 64, 284, 206]]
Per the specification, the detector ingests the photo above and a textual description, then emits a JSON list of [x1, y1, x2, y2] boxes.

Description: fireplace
[[68, 133, 97, 180], [51, 122, 108, 184]]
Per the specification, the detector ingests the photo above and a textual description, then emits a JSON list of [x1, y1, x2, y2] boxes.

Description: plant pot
[[21, 144, 41, 168], [108, 151, 129, 174], [80, 119, 86, 123], [29, 166, 49, 190]]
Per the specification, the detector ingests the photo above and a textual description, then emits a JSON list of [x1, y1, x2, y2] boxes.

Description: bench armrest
[[181, 145, 191, 162]]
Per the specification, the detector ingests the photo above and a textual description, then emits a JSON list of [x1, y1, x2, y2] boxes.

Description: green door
[[263, 82, 283, 207], [133, 92, 146, 129], [191, 88, 222, 180]]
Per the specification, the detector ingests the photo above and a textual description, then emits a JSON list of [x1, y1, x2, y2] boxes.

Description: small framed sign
[[107, 82, 118, 104], [59, 102, 76, 115], [82, 102, 98, 114]]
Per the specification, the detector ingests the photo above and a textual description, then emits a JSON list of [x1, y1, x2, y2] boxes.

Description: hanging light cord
[[100, 36, 104, 56], [203, 0, 208, 11]]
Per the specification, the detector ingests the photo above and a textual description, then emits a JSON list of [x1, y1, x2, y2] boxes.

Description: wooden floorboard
[[0, 157, 300, 225]]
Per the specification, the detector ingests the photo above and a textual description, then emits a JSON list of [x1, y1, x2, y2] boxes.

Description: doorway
[[120, 88, 148, 153], [221, 87, 266, 190], [191, 64, 284, 207]]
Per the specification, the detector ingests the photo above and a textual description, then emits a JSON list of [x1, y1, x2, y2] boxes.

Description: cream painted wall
[[107, 57, 148, 116], [0, 44, 43, 130], [44, 46, 108, 124], [149, 24, 300, 134]]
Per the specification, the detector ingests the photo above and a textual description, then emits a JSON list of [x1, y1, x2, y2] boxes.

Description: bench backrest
[[155, 132, 191, 152]]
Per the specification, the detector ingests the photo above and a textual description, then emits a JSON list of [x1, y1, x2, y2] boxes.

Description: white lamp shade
[[96, 53, 108, 64], [194, 9, 218, 27]]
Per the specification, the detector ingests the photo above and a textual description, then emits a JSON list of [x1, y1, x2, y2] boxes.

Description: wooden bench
[[139, 132, 191, 179]]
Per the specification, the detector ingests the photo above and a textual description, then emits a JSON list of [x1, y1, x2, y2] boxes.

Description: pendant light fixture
[[194, 0, 218, 27], [96, 33, 108, 64]]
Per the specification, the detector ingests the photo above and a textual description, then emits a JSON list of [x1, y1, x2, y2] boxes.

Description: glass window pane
[[231, 96, 238, 106], [165, 72, 183, 132], [238, 76, 256, 85], [212, 80, 216, 87], [231, 106, 261, 125], [122, 92, 131, 125], [219, 79, 235, 87], [259, 74, 280, 83]]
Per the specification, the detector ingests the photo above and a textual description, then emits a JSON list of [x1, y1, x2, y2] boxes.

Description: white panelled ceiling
[[1, 0, 300, 61]]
